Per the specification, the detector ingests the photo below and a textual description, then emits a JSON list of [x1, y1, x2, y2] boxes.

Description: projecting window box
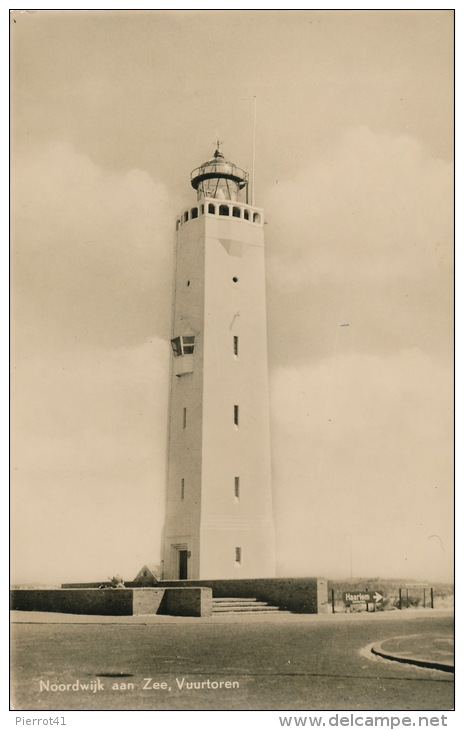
[[171, 335, 195, 376]]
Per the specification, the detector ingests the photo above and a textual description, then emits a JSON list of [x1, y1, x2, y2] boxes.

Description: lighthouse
[[161, 146, 276, 580]]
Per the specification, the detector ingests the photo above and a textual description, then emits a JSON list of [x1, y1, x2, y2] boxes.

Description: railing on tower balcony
[[175, 199, 263, 231]]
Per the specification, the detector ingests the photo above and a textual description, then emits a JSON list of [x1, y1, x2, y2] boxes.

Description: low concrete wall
[[46, 578, 329, 616], [159, 578, 328, 613], [10, 589, 134, 616], [61, 582, 142, 589], [162, 587, 212, 617], [10, 587, 212, 617], [132, 589, 165, 615]]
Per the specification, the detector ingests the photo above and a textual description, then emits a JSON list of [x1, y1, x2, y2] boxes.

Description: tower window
[[182, 336, 195, 354], [176, 220, 181, 230], [234, 405, 239, 427], [208, 203, 215, 214], [243, 209, 249, 220], [200, 204, 204, 215], [171, 338, 182, 357], [233, 336, 239, 357], [232, 206, 241, 218], [181, 478, 185, 500], [191, 207, 198, 219], [171, 335, 195, 357], [183, 211, 189, 223], [219, 205, 230, 216], [253, 212, 261, 223], [183, 408, 187, 429], [234, 477, 240, 501], [235, 547, 242, 565]]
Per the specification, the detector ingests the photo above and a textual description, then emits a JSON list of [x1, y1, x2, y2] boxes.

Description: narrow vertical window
[[233, 336, 239, 358], [181, 478, 185, 500], [234, 405, 239, 427], [183, 407, 187, 429], [234, 477, 240, 501], [235, 547, 242, 564]]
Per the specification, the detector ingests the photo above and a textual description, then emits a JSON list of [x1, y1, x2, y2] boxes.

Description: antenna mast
[[251, 96, 257, 207]]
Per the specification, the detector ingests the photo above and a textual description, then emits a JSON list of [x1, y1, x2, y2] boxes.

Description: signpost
[[344, 590, 383, 604]]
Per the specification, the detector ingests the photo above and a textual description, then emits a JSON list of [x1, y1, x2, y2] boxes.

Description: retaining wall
[[158, 578, 328, 613], [10, 587, 212, 617], [61, 582, 142, 589], [162, 587, 212, 617]]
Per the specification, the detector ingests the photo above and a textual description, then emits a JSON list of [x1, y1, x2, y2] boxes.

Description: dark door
[[178, 550, 188, 579]]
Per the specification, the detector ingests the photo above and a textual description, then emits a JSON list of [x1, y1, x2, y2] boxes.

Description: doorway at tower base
[[162, 527, 277, 581], [156, 578, 329, 614]]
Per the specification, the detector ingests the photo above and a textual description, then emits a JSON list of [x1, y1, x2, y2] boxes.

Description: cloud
[[11, 339, 170, 585], [11, 142, 175, 583], [264, 128, 453, 577], [265, 126, 452, 286], [263, 127, 453, 365], [270, 347, 453, 580], [12, 140, 175, 354]]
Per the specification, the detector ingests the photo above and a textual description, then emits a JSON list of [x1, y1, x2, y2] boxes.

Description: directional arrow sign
[[344, 591, 384, 603]]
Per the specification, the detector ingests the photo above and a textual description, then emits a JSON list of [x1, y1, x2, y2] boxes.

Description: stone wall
[[132, 588, 165, 615], [10, 589, 134, 615], [49, 578, 329, 615], [157, 578, 328, 613], [162, 587, 212, 617], [10, 587, 212, 617], [61, 582, 140, 589]]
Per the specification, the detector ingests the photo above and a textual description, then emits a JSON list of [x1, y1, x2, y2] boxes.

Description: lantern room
[[190, 147, 249, 202]]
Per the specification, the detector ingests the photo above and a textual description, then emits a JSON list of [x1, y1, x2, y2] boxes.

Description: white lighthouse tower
[[162, 146, 276, 580]]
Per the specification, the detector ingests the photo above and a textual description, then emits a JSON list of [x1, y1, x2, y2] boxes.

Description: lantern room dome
[[190, 147, 248, 202]]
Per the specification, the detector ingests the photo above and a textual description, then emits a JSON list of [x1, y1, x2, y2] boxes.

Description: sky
[[10, 9, 454, 585]]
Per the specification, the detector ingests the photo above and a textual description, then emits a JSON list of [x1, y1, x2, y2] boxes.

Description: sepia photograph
[[10, 8, 454, 716]]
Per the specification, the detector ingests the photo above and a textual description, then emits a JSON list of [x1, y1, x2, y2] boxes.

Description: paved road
[[10, 610, 454, 711]]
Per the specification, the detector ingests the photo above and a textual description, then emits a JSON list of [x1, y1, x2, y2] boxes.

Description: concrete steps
[[212, 597, 286, 614]]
